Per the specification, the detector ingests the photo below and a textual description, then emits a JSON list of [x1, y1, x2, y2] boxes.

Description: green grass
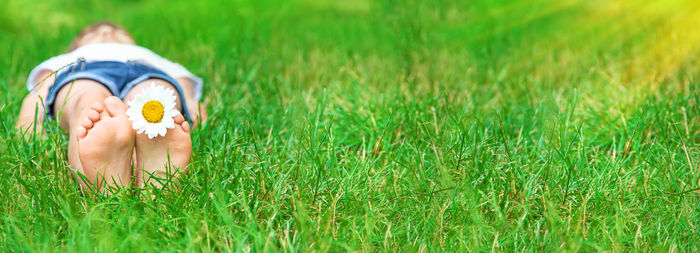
[[1, 0, 700, 251]]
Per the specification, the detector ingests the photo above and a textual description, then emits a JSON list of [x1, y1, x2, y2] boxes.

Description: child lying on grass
[[16, 21, 207, 193]]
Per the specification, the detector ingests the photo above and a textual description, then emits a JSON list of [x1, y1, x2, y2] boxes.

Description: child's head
[[68, 21, 135, 52]]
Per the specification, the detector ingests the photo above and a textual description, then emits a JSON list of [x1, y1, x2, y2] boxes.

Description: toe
[[90, 102, 104, 113], [87, 110, 100, 122], [181, 121, 191, 134], [104, 96, 127, 117], [77, 127, 87, 138], [173, 114, 185, 125], [82, 118, 94, 130]]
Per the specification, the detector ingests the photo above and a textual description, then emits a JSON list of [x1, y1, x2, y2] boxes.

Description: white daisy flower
[[126, 82, 180, 139]]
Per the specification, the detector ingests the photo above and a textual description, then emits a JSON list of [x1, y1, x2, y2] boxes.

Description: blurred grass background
[[1, 0, 699, 251]]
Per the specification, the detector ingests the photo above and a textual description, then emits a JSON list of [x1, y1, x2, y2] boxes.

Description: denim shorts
[[46, 59, 192, 121]]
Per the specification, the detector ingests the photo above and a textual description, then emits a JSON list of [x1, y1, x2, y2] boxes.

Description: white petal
[[163, 100, 176, 108], [132, 121, 147, 131], [162, 119, 174, 129], [126, 109, 140, 119], [165, 110, 179, 118], [145, 126, 157, 138]]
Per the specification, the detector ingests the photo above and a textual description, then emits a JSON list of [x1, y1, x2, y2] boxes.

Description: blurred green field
[[1, 0, 699, 251]]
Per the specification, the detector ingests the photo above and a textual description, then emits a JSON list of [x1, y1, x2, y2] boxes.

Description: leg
[[17, 93, 47, 134], [123, 79, 192, 188], [16, 70, 55, 133], [55, 80, 134, 192]]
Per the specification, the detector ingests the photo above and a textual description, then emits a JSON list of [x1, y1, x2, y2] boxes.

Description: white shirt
[[26, 43, 204, 101]]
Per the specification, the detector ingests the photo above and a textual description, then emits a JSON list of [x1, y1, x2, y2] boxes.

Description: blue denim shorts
[[46, 59, 192, 121]]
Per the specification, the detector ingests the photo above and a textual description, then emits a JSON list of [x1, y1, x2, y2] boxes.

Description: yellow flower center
[[142, 100, 165, 123]]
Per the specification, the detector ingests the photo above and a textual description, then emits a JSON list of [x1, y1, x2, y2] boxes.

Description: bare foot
[[77, 96, 134, 192], [135, 114, 192, 188]]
